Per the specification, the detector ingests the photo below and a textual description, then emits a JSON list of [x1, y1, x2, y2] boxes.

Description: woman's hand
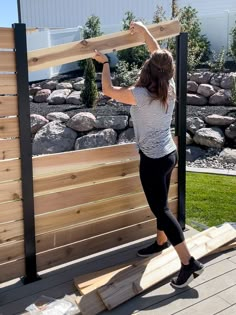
[[130, 21, 147, 35], [93, 50, 108, 64]]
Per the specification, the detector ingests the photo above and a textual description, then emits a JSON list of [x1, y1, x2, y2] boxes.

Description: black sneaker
[[137, 241, 169, 257], [171, 256, 204, 288]]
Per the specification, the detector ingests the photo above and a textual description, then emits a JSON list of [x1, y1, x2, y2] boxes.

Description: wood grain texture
[[32, 143, 138, 177], [0, 96, 18, 116], [0, 159, 21, 182], [34, 159, 139, 193], [35, 200, 176, 253], [34, 176, 177, 234], [0, 180, 22, 203], [0, 117, 19, 138], [0, 238, 24, 263], [34, 173, 177, 215], [97, 224, 236, 311], [36, 219, 157, 271], [0, 52, 16, 72], [0, 200, 23, 223], [0, 27, 15, 49], [28, 20, 181, 71], [0, 75, 17, 95], [0, 139, 20, 160], [0, 259, 24, 283]]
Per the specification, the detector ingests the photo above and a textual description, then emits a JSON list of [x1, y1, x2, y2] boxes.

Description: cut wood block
[[0, 27, 15, 49], [76, 227, 217, 314], [97, 223, 236, 311], [28, 20, 181, 71], [210, 240, 236, 255], [76, 224, 235, 314]]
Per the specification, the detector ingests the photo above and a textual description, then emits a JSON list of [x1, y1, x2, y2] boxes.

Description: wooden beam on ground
[[28, 20, 181, 72], [76, 224, 236, 315]]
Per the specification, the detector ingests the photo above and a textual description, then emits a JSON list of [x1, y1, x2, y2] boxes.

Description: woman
[[93, 21, 204, 288]]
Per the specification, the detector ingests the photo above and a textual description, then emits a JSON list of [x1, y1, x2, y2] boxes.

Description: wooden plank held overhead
[[28, 19, 181, 72]]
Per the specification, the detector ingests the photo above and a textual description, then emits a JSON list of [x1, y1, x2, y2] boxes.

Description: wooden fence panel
[[0, 159, 21, 181], [0, 75, 17, 95], [0, 180, 22, 203], [32, 143, 138, 177], [0, 96, 18, 116], [0, 28, 15, 49], [0, 52, 16, 72], [34, 168, 178, 234], [0, 117, 19, 138], [0, 139, 20, 160], [0, 200, 23, 223], [0, 259, 25, 283], [37, 219, 157, 271]]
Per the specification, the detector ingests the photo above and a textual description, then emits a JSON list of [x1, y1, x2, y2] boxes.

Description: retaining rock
[[34, 89, 51, 103], [205, 114, 236, 126], [46, 112, 70, 122], [187, 94, 208, 105], [187, 117, 205, 134], [67, 112, 96, 132], [48, 89, 71, 105], [33, 121, 78, 155], [95, 115, 129, 130], [193, 127, 225, 148], [30, 114, 49, 134], [74, 128, 117, 150]]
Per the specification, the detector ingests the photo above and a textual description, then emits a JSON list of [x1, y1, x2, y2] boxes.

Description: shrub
[[81, 59, 98, 108], [231, 77, 236, 106], [117, 11, 149, 68], [113, 61, 139, 87], [230, 22, 236, 62], [208, 48, 226, 72]]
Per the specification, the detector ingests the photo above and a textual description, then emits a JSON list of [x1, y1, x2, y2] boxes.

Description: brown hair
[[135, 49, 175, 109]]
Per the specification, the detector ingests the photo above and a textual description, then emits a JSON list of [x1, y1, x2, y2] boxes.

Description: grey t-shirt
[[130, 78, 176, 159]]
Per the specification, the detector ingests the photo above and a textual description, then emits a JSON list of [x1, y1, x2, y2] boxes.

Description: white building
[[18, 0, 236, 81]]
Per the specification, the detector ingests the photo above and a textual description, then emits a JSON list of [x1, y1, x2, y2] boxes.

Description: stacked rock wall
[[29, 71, 236, 168]]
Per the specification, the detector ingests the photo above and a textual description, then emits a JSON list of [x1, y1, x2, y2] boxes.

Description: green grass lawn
[[186, 172, 236, 229]]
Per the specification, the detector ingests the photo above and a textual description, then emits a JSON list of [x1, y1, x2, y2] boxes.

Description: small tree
[[153, 4, 211, 71], [117, 11, 149, 68], [80, 15, 103, 71], [81, 59, 98, 108], [83, 15, 103, 39]]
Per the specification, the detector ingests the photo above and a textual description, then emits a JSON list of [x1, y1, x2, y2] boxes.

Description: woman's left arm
[[93, 50, 136, 106]]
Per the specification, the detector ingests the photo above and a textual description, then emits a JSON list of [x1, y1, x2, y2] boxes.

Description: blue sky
[[1, 0, 18, 27]]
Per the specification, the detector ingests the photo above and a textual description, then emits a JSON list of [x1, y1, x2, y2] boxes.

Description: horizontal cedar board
[[0, 258, 24, 283], [32, 138, 177, 177], [0, 238, 24, 263], [0, 180, 22, 203], [0, 96, 18, 116], [0, 117, 19, 138], [0, 200, 177, 263], [0, 138, 20, 160], [0, 159, 21, 182], [35, 200, 177, 253], [35, 170, 177, 233], [0, 75, 17, 95], [28, 20, 181, 71], [36, 219, 157, 271], [0, 200, 23, 223], [34, 159, 139, 193], [0, 27, 15, 49], [32, 143, 138, 177], [34, 173, 177, 214], [0, 51, 16, 72]]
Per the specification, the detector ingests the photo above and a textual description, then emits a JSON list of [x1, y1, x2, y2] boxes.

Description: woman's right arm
[[130, 21, 160, 53]]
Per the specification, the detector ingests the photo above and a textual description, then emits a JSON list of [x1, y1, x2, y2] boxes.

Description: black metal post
[[176, 33, 188, 230], [17, 0, 22, 23], [13, 23, 40, 284]]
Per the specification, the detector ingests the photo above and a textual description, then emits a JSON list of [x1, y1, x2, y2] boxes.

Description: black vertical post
[[176, 33, 188, 230], [13, 23, 40, 284]]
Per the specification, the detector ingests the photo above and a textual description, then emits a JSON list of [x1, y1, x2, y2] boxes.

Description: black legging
[[139, 149, 184, 246]]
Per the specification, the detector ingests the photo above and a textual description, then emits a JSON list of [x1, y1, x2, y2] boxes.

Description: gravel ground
[[186, 148, 236, 171]]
